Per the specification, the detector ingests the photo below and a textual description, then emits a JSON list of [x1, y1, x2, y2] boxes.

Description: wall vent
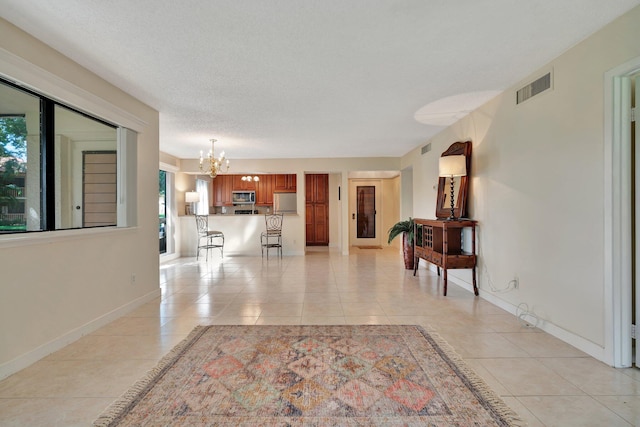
[[421, 143, 431, 155], [516, 72, 552, 104]]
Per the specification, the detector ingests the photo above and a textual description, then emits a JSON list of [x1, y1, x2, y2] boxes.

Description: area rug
[[94, 325, 523, 426]]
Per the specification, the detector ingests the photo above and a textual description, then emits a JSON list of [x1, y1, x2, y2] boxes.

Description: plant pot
[[403, 232, 414, 270]]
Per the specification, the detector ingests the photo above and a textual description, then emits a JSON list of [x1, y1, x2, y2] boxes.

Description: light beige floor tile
[[43, 334, 184, 361], [501, 331, 589, 357], [594, 395, 640, 426], [463, 359, 513, 396], [478, 358, 586, 396], [344, 315, 390, 325], [538, 357, 640, 395], [517, 395, 632, 426], [0, 359, 157, 398], [341, 302, 386, 316], [219, 302, 263, 317], [300, 315, 346, 325], [260, 303, 304, 317], [0, 397, 114, 427], [444, 332, 531, 358], [500, 397, 546, 427], [302, 302, 344, 316], [256, 316, 302, 325]]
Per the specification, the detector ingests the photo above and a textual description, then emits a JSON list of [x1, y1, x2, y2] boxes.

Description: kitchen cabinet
[[212, 175, 233, 206], [255, 174, 274, 206], [274, 174, 297, 192], [232, 175, 257, 191], [305, 174, 329, 245]]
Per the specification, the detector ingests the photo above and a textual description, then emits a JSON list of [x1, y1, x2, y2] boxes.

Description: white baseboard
[[423, 264, 606, 363], [0, 288, 161, 381]]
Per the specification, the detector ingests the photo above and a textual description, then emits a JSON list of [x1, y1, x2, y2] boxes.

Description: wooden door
[[82, 151, 117, 227], [349, 179, 382, 247], [305, 174, 329, 246]]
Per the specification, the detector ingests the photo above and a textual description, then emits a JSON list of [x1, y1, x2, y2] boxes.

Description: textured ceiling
[[1, 1, 639, 160]]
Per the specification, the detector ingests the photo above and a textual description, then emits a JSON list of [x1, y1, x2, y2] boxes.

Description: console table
[[413, 218, 478, 296]]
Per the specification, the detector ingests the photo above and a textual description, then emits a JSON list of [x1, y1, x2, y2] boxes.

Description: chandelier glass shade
[[199, 139, 229, 178], [241, 175, 260, 182]]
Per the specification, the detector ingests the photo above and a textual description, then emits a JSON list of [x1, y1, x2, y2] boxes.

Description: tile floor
[[1, 247, 640, 426]]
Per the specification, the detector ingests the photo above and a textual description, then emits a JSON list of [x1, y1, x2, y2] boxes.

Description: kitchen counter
[[179, 214, 303, 257]]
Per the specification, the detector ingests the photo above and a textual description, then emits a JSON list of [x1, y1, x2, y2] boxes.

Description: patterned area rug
[[94, 325, 523, 426]]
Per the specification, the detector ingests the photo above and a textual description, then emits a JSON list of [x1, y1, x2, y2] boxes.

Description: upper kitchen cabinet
[[233, 175, 257, 191], [212, 175, 233, 206], [274, 174, 297, 193], [255, 174, 274, 206]]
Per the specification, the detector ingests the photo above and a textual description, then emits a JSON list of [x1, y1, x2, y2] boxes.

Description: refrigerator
[[273, 192, 297, 214]]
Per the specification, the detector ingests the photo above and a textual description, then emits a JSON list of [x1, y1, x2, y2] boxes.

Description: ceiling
[[2, 1, 639, 160]]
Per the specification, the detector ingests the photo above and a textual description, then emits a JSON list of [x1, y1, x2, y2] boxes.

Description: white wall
[[0, 19, 160, 378], [401, 6, 640, 360]]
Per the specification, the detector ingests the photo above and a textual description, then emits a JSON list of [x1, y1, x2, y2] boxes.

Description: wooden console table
[[413, 218, 478, 296]]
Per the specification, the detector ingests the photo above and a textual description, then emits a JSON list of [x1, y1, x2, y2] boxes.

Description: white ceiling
[[2, 1, 639, 160]]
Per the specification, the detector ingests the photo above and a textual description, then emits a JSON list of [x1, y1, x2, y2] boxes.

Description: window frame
[[0, 76, 135, 235]]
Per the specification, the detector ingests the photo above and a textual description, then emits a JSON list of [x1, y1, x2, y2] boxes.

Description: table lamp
[[438, 155, 467, 220], [185, 191, 200, 215]]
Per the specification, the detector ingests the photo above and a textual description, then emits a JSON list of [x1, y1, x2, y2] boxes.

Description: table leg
[[413, 257, 419, 276], [472, 266, 479, 296], [443, 268, 448, 296]]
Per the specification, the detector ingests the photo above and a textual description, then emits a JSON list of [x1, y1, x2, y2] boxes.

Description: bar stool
[[195, 215, 224, 260], [260, 214, 283, 259]]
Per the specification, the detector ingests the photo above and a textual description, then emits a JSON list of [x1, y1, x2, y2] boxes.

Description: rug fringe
[[93, 325, 210, 427], [416, 326, 527, 427]]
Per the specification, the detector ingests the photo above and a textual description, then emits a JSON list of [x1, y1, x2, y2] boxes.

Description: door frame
[[604, 56, 640, 367], [348, 179, 382, 247]]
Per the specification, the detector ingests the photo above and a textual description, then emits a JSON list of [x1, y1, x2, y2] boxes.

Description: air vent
[[516, 72, 552, 104], [421, 143, 431, 155]]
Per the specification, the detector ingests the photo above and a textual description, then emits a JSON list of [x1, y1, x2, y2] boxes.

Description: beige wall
[[401, 6, 640, 361], [0, 19, 160, 378]]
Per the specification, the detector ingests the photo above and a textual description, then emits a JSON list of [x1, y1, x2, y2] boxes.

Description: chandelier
[[199, 139, 229, 178]]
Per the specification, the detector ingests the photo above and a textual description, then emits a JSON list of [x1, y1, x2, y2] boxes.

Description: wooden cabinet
[[232, 175, 257, 191], [211, 174, 297, 207], [274, 174, 297, 192], [255, 175, 274, 206], [413, 218, 478, 296], [305, 174, 329, 246], [211, 175, 233, 206]]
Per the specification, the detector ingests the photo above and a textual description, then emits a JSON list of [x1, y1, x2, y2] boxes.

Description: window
[[0, 77, 133, 234]]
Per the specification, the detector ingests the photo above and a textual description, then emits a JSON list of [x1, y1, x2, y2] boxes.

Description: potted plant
[[387, 218, 415, 269]]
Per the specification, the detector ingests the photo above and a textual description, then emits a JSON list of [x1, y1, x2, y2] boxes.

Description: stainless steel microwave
[[232, 191, 255, 204]]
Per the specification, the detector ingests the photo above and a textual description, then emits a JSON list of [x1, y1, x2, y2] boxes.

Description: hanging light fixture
[[199, 139, 229, 178], [240, 175, 260, 182]]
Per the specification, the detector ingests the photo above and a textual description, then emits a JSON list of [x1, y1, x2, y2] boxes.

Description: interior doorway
[[605, 56, 640, 368], [349, 179, 382, 247]]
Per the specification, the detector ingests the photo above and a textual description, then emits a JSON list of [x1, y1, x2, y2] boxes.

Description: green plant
[[387, 217, 414, 245]]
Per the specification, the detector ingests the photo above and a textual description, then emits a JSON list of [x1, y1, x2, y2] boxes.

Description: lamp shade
[[185, 191, 200, 203], [438, 155, 467, 177]]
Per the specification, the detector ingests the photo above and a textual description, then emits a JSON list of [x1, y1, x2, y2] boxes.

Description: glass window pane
[[356, 185, 376, 238], [54, 105, 117, 229], [0, 83, 41, 233]]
